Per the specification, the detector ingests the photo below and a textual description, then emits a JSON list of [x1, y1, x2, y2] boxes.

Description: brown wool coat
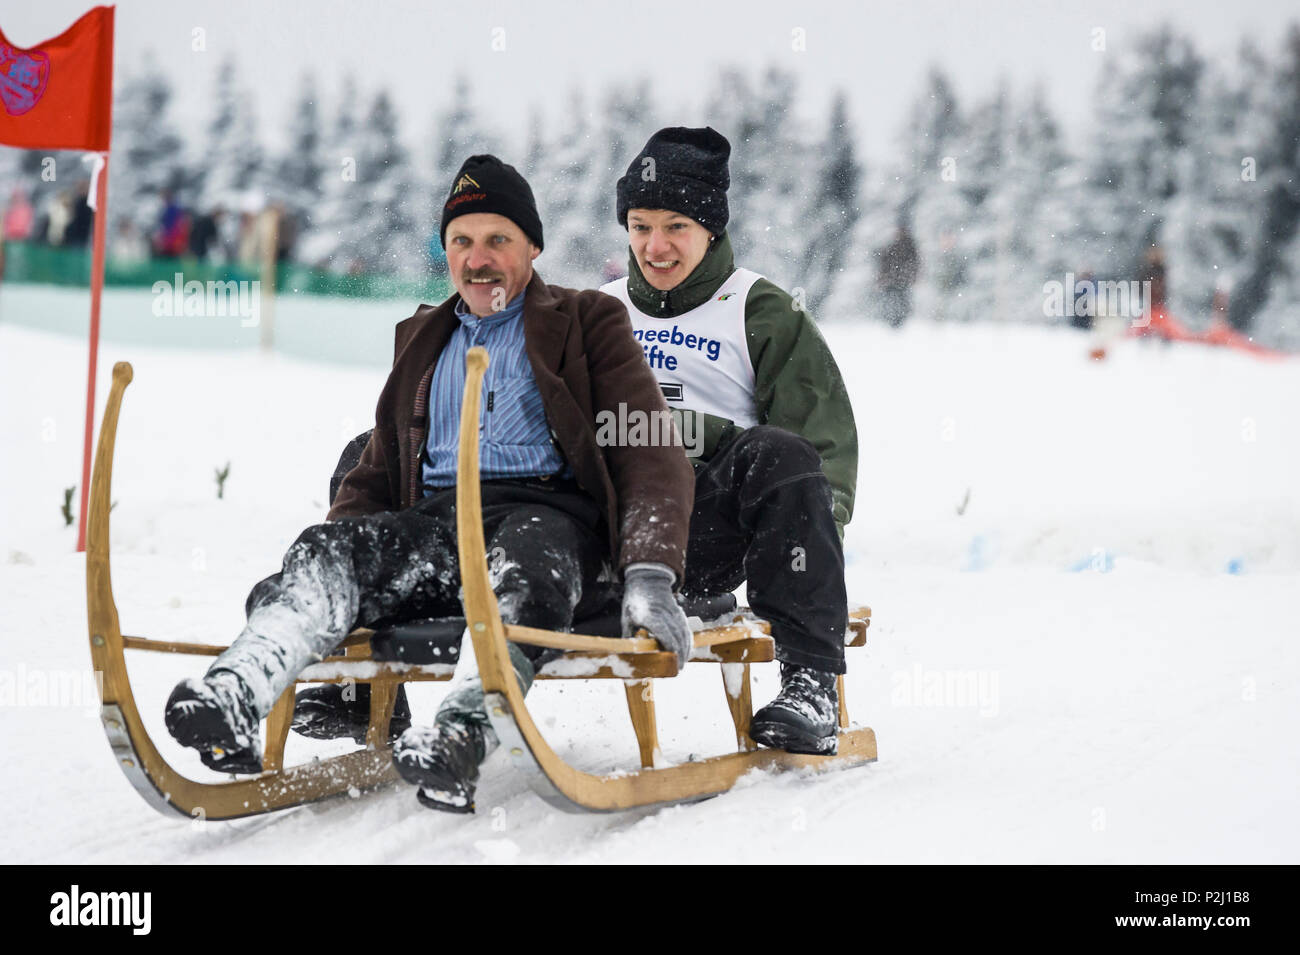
[[327, 271, 694, 580]]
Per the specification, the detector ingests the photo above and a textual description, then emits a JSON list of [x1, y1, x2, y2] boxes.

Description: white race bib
[[601, 268, 762, 428]]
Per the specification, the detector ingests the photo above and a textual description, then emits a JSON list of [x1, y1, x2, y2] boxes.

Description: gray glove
[[621, 562, 693, 669]]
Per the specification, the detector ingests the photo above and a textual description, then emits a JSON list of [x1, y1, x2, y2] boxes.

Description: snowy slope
[[2, 306, 1298, 863]]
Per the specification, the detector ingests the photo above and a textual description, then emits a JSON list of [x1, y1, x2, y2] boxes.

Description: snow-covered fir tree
[[1080, 27, 1204, 285], [107, 54, 186, 234], [534, 89, 599, 287], [430, 76, 500, 196], [707, 68, 816, 292], [296, 74, 362, 270], [298, 81, 425, 274], [197, 56, 268, 214], [797, 91, 862, 312], [1000, 85, 1079, 323], [521, 108, 545, 180], [902, 67, 974, 322], [348, 88, 424, 274], [273, 74, 326, 233], [1229, 25, 1300, 342], [704, 69, 762, 260], [586, 79, 658, 282], [820, 174, 896, 324], [424, 76, 500, 272], [948, 82, 1009, 322]]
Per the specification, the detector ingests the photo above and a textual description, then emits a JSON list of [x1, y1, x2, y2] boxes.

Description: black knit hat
[[616, 127, 730, 235], [440, 154, 544, 251]]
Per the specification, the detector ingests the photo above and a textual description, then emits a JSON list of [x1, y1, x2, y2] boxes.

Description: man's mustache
[[462, 269, 505, 283]]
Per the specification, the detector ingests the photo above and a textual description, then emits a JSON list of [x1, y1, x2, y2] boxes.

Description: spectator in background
[[3, 189, 34, 241], [1134, 244, 1196, 343], [216, 207, 241, 262], [1139, 245, 1167, 313], [109, 218, 150, 265], [237, 210, 277, 268], [30, 200, 51, 245], [153, 189, 189, 258], [1070, 271, 1096, 331], [273, 202, 297, 263], [236, 209, 257, 265], [236, 194, 274, 268], [62, 181, 94, 247], [876, 224, 919, 327], [45, 190, 74, 246], [187, 204, 225, 261]]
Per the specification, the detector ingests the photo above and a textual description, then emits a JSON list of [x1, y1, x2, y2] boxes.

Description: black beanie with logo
[[616, 126, 731, 236], [440, 154, 544, 251]]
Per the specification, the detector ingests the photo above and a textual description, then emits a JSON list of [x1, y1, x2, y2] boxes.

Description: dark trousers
[[682, 426, 848, 674], [216, 480, 615, 715]]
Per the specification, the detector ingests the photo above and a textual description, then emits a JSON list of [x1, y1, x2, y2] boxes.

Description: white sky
[[3, 0, 1296, 168]]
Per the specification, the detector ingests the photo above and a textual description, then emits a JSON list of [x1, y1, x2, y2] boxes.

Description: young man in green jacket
[[602, 126, 859, 755]]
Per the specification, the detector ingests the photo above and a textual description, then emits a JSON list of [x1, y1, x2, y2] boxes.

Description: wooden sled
[[86, 352, 876, 821]]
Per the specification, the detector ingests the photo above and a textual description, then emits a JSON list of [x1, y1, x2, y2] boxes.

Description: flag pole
[[76, 151, 109, 552]]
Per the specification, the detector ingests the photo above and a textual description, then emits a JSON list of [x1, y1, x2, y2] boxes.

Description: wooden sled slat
[[537, 651, 678, 680], [504, 624, 659, 654], [114, 633, 778, 679], [120, 635, 225, 656]]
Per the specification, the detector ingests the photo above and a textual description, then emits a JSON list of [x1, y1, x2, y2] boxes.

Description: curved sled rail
[[455, 348, 877, 813], [86, 362, 397, 820]]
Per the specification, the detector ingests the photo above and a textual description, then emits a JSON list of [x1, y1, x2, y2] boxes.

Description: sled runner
[[86, 353, 876, 820]]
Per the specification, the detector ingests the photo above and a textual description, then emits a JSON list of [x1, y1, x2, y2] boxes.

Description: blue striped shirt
[[421, 290, 569, 491]]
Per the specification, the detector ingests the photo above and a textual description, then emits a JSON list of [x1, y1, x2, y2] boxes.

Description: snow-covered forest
[[3, 22, 1300, 345]]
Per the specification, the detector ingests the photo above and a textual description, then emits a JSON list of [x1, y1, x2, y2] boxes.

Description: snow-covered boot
[[392, 715, 490, 814], [164, 671, 263, 773], [750, 663, 839, 756], [392, 642, 536, 813], [291, 683, 411, 744]]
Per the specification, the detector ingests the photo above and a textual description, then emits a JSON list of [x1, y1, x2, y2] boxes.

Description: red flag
[[0, 6, 114, 151]]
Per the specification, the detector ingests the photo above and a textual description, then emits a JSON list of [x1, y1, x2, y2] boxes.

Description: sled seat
[[367, 592, 740, 664], [360, 595, 869, 667], [285, 602, 871, 770]]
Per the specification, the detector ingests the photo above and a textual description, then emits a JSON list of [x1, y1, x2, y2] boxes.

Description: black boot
[[391, 643, 536, 813], [291, 683, 411, 745], [391, 717, 488, 814], [750, 663, 839, 756], [164, 672, 264, 774]]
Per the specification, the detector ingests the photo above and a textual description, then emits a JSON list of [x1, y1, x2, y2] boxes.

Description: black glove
[[621, 562, 692, 669]]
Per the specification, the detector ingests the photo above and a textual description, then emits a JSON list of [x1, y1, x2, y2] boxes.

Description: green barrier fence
[[0, 239, 454, 302]]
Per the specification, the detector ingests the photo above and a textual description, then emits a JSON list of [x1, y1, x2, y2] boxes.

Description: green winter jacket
[[625, 232, 859, 535]]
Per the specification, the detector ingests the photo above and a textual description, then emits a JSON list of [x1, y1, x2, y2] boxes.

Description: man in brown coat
[[164, 155, 694, 813]]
